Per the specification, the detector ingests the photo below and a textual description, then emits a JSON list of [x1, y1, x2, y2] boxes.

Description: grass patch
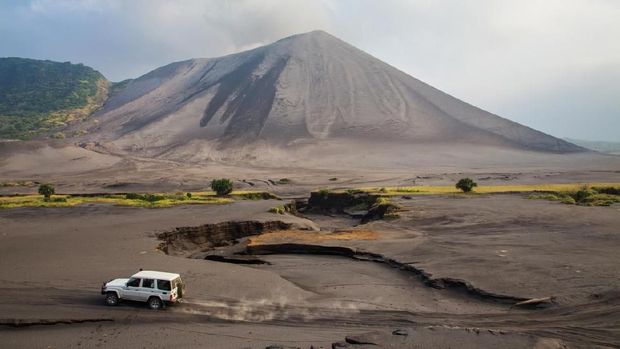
[[320, 182, 620, 207], [0, 190, 276, 209], [351, 183, 620, 196], [232, 191, 279, 200], [527, 185, 620, 206]]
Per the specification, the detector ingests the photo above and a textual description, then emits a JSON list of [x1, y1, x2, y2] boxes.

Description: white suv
[[101, 270, 185, 309]]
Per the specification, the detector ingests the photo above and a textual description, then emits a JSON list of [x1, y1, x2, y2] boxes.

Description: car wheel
[[105, 292, 119, 306], [147, 297, 163, 310]]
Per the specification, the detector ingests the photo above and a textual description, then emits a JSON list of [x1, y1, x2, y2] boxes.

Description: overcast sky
[[1, 0, 618, 141]]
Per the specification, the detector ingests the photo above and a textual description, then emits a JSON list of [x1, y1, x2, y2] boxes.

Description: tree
[[38, 183, 55, 200], [456, 178, 477, 193], [211, 178, 233, 196]]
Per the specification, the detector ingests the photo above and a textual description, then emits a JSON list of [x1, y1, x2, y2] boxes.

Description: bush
[[572, 186, 594, 203], [559, 195, 576, 205], [38, 183, 55, 200], [268, 205, 286, 214], [277, 178, 290, 184], [211, 178, 233, 196], [236, 192, 278, 200], [329, 177, 338, 181], [456, 178, 477, 193], [593, 186, 620, 195], [186, 192, 192, 199], [142, 194, 165, 203], [124, 193, 164, 202], [125, 193, 141, 200]]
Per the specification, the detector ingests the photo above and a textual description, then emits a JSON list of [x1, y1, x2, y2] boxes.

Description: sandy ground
[[0, 191, 619, 348], [1, 144, 620, 202], [1, 139, 619, 348]]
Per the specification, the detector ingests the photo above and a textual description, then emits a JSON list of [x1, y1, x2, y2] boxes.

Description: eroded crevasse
[[157, 220, 292, 256]]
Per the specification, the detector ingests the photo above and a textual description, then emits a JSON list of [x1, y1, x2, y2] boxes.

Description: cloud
[[0, 0, 618, 141]]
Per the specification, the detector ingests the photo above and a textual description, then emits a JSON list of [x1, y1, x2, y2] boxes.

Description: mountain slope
[[81, 31, 583, 156], [0, 57, 108, 140], [565, 138, 620, 155]]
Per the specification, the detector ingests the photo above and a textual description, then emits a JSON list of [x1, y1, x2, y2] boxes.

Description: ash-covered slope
[[82, 30, 583, 155]]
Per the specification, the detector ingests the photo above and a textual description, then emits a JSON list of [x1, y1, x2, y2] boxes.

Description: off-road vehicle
[[101, 270, 185, 309]]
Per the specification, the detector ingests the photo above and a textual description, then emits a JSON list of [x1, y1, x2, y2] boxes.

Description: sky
[[1, 0, 618, 142]]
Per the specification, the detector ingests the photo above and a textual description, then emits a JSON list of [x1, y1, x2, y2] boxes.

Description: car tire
[[147, 297, 163, 310], [105, 292, 119, 306]]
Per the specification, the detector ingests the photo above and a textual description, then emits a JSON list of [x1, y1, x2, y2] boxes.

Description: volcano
[[79, 30, 583, 160]]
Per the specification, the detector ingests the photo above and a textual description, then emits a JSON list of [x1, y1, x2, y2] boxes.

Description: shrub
[[38, 183, 55, 200], [236, 192, 278, 200], [329, 177, 338, 181], [277, 178, 290, 184], [124, 193, 164, 202], [577, 193, 619, 206], [559, 195, 576, 205], [268, 205, 285, 214], [186, 192, 192, 199], [142, 194, 165, 203], [456, 178, 477, 193], [125, 193, 141, 200], [211, 178, 233, 196], [593, 186, 620, 195], [528, 193, 561, 201], [571, 186, 594, 203], [379, 187, 387, 193]]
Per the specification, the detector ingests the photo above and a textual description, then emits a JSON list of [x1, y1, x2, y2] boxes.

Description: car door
[[123, 277, 142, 300], [139, 278, 156, 301]]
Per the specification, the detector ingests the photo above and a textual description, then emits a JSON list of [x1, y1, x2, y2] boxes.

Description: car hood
[[105, 278, 129, 287]]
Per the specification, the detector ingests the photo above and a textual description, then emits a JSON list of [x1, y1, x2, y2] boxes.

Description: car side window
[[157, 279, 171, 291], [127, 278, 141, 287], [142, 278, 154, 288]]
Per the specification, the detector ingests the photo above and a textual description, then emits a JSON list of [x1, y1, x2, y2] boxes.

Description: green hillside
[[0, 57, 108, 139]]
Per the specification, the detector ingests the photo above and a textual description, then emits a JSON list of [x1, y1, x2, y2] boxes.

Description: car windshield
[[126, 278, 141, 287]]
